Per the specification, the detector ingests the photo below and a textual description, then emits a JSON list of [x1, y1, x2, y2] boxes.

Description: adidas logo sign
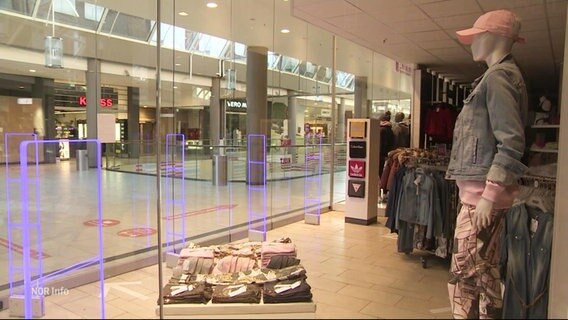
[[350, 164, 363, 174]]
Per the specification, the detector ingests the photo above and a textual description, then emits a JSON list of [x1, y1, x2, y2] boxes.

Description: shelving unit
[[529, 148, 558, 153], [529, 123, 560, 155], [531, 125, 560, 129]]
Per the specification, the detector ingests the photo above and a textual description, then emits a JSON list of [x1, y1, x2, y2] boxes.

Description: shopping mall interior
[[0, 0, 567, 318]]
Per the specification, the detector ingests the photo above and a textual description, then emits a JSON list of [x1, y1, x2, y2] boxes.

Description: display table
[[155, 301, 316, 319]]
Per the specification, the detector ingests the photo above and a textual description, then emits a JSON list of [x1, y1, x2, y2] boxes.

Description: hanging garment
[[502, 204, 553, 319], [448, 204, 506, 319]]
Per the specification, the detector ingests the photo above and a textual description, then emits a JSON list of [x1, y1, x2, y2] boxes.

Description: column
[[86, 58, 101, 167], [287, 94, 297, 162], [246, 46, 268, 185], [354, 76, 368, 118], [549, 6, 568, 317], [209, 77, 221, 150], [127, 87, 140, 158], [32, 77, 55, 163], [337, 97, 345, 142]]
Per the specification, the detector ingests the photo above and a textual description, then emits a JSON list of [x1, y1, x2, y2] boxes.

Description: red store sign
[[78, 96, 114, 108]]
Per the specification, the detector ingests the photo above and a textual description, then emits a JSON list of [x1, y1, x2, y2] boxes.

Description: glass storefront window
[[37, 0, 104, 31], [0, 0, 36, 16], [101, 10, 155, 41], [280, 56, 300, 74]]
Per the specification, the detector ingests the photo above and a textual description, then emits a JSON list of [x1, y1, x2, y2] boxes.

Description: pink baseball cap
[[456, 10, 525, 45]]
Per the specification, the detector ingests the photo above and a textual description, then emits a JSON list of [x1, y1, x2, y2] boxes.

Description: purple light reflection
[[17, 139, 105, 319], [304, 135, 323, 221], [4, 133, 37, 297]]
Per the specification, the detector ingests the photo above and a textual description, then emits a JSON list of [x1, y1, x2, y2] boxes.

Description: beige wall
[[0, 96, 45, 163], [549, 5, 568, 318]]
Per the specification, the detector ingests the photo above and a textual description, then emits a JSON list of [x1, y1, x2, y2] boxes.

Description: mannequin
[[446, 10, 528, 319]]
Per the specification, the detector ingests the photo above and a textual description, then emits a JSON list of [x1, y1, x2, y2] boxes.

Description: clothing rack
[[384, 150, 458, 269], [519, 174, 556, 188]]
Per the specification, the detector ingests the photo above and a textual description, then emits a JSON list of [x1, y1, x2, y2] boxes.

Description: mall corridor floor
[[0, 211, 453, 319]]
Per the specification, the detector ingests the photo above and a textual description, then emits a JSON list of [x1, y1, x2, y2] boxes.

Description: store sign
[[348, 180, 365, 198], [78, 96, 114, 108], [349, 141, 366, 159], [225, 100, 247, 112], [17, 98, 33, 105], [348, 160, 366, 178], [395, 61, 413, 76], [320, 109, 331, 117]]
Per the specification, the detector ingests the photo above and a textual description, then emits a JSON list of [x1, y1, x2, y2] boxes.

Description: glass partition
[[0, 0, 416, 312]]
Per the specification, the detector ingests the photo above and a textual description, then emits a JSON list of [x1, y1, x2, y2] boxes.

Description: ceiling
[[292, 0, 567, 90]]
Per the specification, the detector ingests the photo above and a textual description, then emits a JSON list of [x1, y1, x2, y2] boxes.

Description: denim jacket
[[446, 54, 528, 185]]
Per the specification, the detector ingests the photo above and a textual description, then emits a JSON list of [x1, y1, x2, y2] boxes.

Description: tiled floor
[[0, 211, 453, 319]]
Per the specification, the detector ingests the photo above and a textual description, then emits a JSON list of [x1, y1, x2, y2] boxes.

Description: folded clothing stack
[[261, 242, 296, 268], [211, 284, 262, 304], [211, 256, 257, 275], [266, 255, 301, 269], [191, 264, 307, 286], [182, 256, 215, 275], [263, 276, 312, 304], [161, 283, 212, 305]]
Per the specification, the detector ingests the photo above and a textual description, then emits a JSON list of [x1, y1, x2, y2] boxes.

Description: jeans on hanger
[[502, 204, 553, 319]]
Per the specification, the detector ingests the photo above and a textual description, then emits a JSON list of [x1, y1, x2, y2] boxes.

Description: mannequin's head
[[457, 10, 523, 65], [471, 32, 514, 64]]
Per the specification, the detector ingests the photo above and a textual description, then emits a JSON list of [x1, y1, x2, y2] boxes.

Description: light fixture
[[280, 28, 290, 34], [19, 86, 24, 89], [175, 63, 181, 66], [178, 11, 188, 16], [45, 0, 63, 68], [206, 2, 218, 8], [29, 69, 36, 73], [173, 86, 178, 89], [143, 105, 148, 108]]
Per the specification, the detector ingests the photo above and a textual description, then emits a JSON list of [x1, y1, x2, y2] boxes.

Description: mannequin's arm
[[485, 69, 527, 185]]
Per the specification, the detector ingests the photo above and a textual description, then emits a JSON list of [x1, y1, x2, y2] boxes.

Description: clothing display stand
[[345, 118, 380, 225], [155, 240, 316, 319], [156, 300, 316, 319]]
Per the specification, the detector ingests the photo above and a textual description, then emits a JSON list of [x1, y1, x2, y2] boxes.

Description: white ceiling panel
[[367, 5, 430, 23], [418, 0, 482, 18], [476, 0, 544, 11], [427, 47, 470, 57], [404, 30, 452, 42], [292, 0, 565, 90], [294, 0, 361, 18], [510, 5, 548, 21], [346, 0, 415, 11], [292, 0, 329, 8], [418, 39, 461, 49], [548, 15, 567, 30], [387, 19, 439, 33], [413, 0, 448, 4], [546, 1, 568, 18], [519, 30, 551, 46], [521, 18, 553, 32], [434, 13, 486, 29]]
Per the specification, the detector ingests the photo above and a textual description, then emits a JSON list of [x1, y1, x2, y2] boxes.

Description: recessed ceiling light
[[143, 105, 148, 108], [206, 2, 218, 8], [29, 69, 36, 73], [178, 11, 188, 16], [175, 63, 181, 66], [280, 28, 290, 34], [173, 86, 178, 89], [19, 86, 24, 89]]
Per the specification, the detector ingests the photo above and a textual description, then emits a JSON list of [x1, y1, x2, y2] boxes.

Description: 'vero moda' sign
[[78, 96, 114, 108]]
